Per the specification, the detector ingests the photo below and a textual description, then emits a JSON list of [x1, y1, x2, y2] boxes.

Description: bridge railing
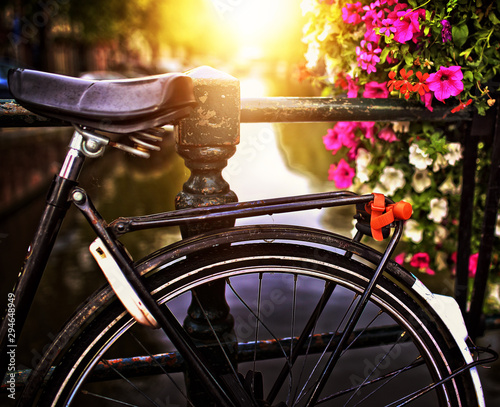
[[1, 66, 498, 339]]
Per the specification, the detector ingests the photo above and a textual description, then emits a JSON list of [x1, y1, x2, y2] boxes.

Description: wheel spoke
[[267, 281, 338, 404], [344, 331, 409, 406], [294, 292, 360, 405], [37, 242, 475, 406], [127, 330, 194, 406], [227, 278, 293, 372], [192, 290, 241, 382], [97, 359, 162, 407], [316, 357, 426, 404], [81, 389, 140, 406], [253, 273, 263, 374]]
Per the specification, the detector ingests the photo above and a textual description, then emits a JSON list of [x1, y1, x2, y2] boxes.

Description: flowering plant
[[301, 0, 500, 310]]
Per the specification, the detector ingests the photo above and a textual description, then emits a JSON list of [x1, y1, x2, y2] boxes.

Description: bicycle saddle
[[8, 69, 197, 133]]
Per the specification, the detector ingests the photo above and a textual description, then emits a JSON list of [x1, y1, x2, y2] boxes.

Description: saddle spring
[[74, 125, 171, 159]]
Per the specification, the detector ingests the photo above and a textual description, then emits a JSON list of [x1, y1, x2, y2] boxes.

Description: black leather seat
[[8, 69, 197, 133]]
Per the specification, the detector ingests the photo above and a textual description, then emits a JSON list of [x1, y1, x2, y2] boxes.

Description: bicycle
[[0, 68, 497, 406]]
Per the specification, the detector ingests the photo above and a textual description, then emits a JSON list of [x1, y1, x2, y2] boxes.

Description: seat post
[[174, 66, 240, 404]]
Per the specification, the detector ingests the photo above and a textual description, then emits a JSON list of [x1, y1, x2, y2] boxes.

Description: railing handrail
[[0, 97, 472, 128]]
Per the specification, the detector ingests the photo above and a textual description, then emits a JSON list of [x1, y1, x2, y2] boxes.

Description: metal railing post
[[174, 66, 240, 403]]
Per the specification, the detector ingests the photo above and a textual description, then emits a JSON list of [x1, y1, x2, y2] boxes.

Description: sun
[[207, 0, 303, 60]]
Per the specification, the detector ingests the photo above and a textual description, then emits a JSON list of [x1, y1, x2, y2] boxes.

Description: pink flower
[[421, 92, 434, 112], [469, 253, 479, 278], [328, 159, 356, 189], [363, 81, 389, 98], [410, 252, 436, 275], [393, 9, 422, 43], [362, 8, 384, 42], [441, 19, 452, 43], [395, 252, 406, 265], [323, 122, 359, 154], [450, 252, 480, 278], [342, 2, 363, 25], [426, 66, 464, 102], [410, 252, 430, 268], [347, 75, 360, 98], [359, 122, 376, 141], [356, 40, 381, 73], [379, 20, 397, 37], [378, 126, 399, 142], [323, 128, 343, 153]]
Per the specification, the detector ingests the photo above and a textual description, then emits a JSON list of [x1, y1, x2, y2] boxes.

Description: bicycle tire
[[20, 225, 482, 406]]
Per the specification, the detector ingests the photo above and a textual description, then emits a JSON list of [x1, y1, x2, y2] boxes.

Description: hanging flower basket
[[300, 0, 500, 310]]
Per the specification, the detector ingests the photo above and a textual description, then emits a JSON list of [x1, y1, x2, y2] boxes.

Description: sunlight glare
[[208, 0, 299, 60], [240, 77, 268, 97]]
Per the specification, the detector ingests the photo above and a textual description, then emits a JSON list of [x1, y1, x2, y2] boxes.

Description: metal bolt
[[85, 139, 100, 153], [72, 191, 85, 203]]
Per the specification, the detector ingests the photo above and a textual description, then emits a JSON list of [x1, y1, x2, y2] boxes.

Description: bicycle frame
[[0, 127, 408, 405]]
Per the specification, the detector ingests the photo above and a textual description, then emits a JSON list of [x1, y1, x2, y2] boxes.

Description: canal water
[[1, 104, 499, 403]]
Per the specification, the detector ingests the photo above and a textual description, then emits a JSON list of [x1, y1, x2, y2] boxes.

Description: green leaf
[[463, 70, 473, 83], [459, 48, 473, 59], [488, 12, 500, 25], [380, 47, 391, 64], [452, 23, 469, 48]]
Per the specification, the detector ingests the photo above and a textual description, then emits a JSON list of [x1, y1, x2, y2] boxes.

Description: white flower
[[409, 144, 433, 170], [392, 121, 410, 133], [444, 143, 462, 165], [404, 219, 423, 243], [300, 0, 321, 16], [428, 198, 448, 223], [439, 175, 461, 195], [355, 148, 371, 183], [496, 214, 500, 237], [304, 42, 321, 69], [434, 225, 448, 244], [379, 167, 406, 195], [318, 22, 336, 41], [433, 153, 448, 171], [411, 170, 431, 193], [435, 251, 448, 272]]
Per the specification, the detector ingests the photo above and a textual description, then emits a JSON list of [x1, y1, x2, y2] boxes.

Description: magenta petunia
[[342, 2, 363, 25], [395, 252, 406, 265], [328, 158, 356, 189], [359, 121, 376, 141], [469, 253, 479, 278], [441, 19, 452, 43], [323, 128, 343, 153], [426, 66, 464, 102], [409, 252, 436, 275], [363, 81, 389, 98], [393, 9, 421, 43], [378, 126, 399, 142], [347, 75, 360, 98], [323, 122, 358, 153], [421, 91, 434, 111]]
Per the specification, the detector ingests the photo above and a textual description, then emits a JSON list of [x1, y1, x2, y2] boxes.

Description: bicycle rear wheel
[[22, 228, 481, 406]]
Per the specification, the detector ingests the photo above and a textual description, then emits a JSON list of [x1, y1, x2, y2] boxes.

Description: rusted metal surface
[[175, 66, 240, 232], [240, 97, 472, 123], [2, 97, 472, 128], [0, 99, 66, 127]]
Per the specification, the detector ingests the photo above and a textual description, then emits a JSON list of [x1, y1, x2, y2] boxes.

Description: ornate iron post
[[174, 66, 240, 403]]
